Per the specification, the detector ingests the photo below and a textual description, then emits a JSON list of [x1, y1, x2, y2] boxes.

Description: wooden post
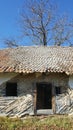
[[33, 86, 37, 115], [52, 86, 56, 114]]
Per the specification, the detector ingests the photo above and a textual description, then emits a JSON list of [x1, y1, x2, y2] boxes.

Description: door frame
[[33, 82, 56, 115]]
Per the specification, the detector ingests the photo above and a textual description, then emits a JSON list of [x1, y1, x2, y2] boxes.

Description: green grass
[[0, 115, 73, 130]]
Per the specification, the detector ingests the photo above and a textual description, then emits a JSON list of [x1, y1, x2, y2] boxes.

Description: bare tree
[[4, 38, 18, 48], [52, 16, 73, 46], [19, 0, 73, 46]]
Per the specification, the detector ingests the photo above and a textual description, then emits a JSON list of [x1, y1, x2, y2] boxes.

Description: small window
[[55, 87, 61, 95], [6, 83, 17, 96]]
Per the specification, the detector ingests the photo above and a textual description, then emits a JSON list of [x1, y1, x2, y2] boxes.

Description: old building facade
[[0, 46, 73, 117]]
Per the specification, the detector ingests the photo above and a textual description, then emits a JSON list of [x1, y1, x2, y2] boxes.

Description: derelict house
[[0, 46, 73, 117]]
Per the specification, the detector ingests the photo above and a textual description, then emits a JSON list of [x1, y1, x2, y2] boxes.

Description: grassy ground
[[0, 115, 73, 130]]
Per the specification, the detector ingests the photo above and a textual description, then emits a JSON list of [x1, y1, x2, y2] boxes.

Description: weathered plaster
[[0, 72, 73, 117], [69, 75, 73, 89], [0, 73, 17, 85]]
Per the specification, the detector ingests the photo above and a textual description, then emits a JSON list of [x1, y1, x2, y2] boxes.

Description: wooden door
[[36, 83, 52, 109]]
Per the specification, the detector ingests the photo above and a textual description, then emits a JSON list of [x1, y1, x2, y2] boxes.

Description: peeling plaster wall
[[69, 75, 73, 89], [35, 73, 73, 115], [55, 75, 73, 114], [0, 72, 73, 117], [0, 73, 17, 85], [35, 73, 68, 88], [0, 73, 34, 116]]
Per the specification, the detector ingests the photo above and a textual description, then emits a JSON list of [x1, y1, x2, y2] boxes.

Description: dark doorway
[[36, 83, 52, 109], [6, 82, 17, 96]]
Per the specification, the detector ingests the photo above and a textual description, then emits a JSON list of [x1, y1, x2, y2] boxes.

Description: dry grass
[[0, 115, 73, 130]]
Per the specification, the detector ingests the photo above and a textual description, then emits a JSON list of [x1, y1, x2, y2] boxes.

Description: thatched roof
[[0, 46, 73, 75]]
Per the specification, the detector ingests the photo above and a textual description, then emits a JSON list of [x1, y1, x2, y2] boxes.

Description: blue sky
[[0, 0, 73, 48], [0, 0, 24, 48]]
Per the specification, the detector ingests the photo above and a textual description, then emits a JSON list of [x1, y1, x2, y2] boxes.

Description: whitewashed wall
[[68, 75, 73, 89], [0, 72, 73, 117], [0, 73, 17, 85]]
